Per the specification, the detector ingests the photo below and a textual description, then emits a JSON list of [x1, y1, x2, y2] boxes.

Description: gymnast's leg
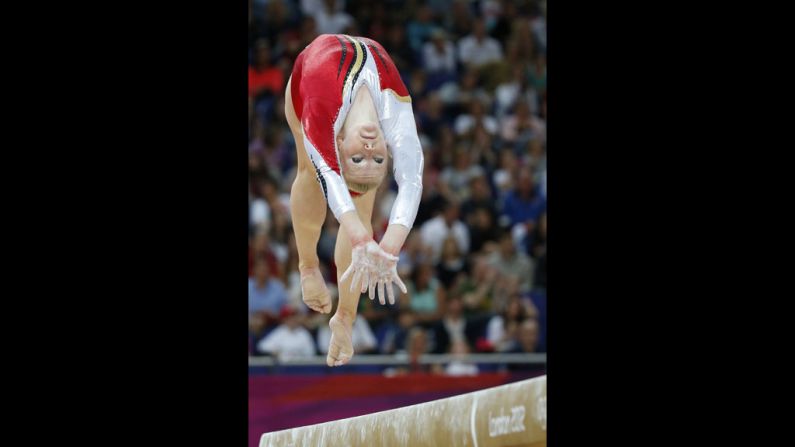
[[285, 76, 331, 314]]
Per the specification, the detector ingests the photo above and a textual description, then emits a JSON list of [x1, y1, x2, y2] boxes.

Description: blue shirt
[[502, 191, 546, 227], [248, 278, 287, 315]]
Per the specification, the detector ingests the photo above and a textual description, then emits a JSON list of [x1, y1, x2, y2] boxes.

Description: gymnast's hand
[[371, 223, 411, 304], [371, 251, 407, 305], [340, 240, 406, 305]]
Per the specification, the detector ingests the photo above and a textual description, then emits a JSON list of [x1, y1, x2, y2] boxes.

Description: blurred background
[[248, 0, 546, 444]]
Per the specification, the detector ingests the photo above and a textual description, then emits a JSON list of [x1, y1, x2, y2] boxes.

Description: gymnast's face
[[337, 122, 388, 192]]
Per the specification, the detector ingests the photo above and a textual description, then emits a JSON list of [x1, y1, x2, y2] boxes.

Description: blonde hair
[[345, 179, 381, 194]]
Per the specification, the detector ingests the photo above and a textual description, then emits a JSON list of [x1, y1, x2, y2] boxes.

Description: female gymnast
[[284, 34, 424, 366]]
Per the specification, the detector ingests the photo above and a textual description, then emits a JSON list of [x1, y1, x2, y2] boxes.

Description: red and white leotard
[[290, 34, 424, 229]]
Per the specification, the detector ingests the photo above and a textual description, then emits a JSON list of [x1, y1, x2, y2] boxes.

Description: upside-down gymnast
[[285, 34, 424, 366]]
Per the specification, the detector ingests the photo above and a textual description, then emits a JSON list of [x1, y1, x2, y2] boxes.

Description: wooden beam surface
[[260, 375, 547, 447]]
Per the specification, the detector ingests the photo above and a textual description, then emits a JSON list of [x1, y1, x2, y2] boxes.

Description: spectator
[[402, 261, 446, 324], [435, 235, 468, 289], [501, 169, 546, 233], [249, 259, 289, 322], [486, 295, 538, 352], [422, 28, 457, 90], [501, 100, 541, 149], [494, 65, 538, 119], [516, 318, 541, 353], [457, 17, 503, 69], [488, 231, 535, 295], [256, 307, 316, 360], [440, 146, 486, 202], [419, 199, 470, 264], [431, 295, 479, 354]]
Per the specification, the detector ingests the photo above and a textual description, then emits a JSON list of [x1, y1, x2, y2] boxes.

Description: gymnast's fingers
[[387, 280, 396, 305], [378, 279, 386, 305]]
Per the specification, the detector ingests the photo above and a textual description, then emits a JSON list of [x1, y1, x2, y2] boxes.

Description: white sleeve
[[380, 92, 424, 229], [257, 327, 284, 354], [302, 134, 356, 220]]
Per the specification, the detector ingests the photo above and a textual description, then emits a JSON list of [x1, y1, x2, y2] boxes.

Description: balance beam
[[260, 375, 546, 447]]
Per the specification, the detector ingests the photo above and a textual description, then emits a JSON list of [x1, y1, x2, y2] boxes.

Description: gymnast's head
[[336, 121, 389, 195]]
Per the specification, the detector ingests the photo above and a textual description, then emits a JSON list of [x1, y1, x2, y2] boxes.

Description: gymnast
[[284, 34, 424, 366]]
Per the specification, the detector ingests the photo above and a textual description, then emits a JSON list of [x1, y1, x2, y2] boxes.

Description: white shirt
[[422, 41, 457, 73], [419, 215, 470, 263], [257, 325, 316, 361], [457, 35, 503, 67]]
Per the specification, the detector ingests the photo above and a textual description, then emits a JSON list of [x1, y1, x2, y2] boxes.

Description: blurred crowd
[[248, 0, 547, 372]]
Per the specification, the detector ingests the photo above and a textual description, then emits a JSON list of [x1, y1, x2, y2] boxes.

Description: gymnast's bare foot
[[300, 267, 332, 314], [327, 311, 354, 367]]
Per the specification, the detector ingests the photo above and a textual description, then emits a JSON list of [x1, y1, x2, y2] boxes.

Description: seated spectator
[[402, 262, 446, 324], [488, 231, 535, 295], [485, 295, 538, 352], [492, 148, 519, 202], [457, 17, 503, 69], [501, 169, 546, 238], [440, 146, 486, 202], [494, 65, 538, 119], [249, 259, 288, 338], [256, 307, 316, 360], [501, 100, 541, 150], [419, 199, 470, 264], [431, 295, 480, 354], [516, 318, 541, 353], [435, 235, 468, 290], [456, 255, 498, 313], [422, 28, 457, 90]]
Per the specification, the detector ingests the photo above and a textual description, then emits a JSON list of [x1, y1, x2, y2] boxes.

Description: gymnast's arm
[[379, 93, 424, 256], [300, 130, 372, 247]]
